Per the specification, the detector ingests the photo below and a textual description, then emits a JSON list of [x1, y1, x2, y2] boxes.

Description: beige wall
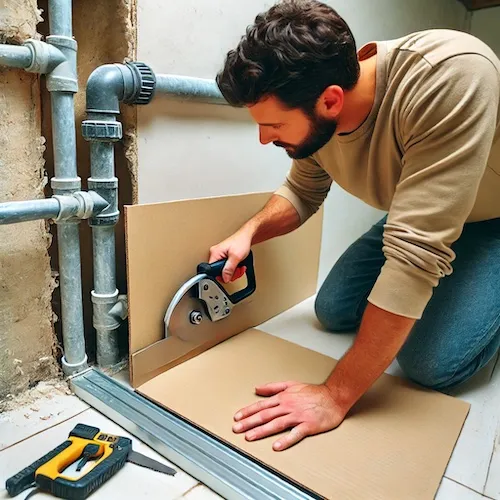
[[136, 0, 468, 283], [0, 1, 58, 401]]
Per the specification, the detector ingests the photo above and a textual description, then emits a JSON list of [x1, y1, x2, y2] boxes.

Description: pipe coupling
[[24, 39, 65, 74], [92, 290, 121, 330], [123, 62, 156, 105], [82, 120, 122, 142], [46, 35, 78, 92], [51, 176, 82, 196]]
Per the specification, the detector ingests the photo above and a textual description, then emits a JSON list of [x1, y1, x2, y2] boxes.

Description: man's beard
[[274, 114, 337, 160]]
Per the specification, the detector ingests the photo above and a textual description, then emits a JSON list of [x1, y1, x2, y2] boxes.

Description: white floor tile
[[484, 363, 500, 500], [444, 353, 500, 495], [0, 408, 198, 500], [436, 478, 485, 500], [0, 380, 89, 452]]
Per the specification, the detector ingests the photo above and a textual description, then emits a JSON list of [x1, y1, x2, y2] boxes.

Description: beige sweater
[[275, 29, 500, 319]]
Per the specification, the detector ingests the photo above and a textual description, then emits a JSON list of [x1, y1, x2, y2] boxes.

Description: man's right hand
[[209, 229, 253, 283]]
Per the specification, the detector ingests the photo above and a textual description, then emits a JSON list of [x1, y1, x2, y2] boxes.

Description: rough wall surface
[[0, 2, 59, 401]]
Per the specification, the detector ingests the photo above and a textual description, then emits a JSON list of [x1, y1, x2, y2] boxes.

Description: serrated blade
[[127, 450, 176, 476]]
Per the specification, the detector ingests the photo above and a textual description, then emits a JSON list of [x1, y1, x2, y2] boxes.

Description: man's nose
[[259, 127, 277, 145]]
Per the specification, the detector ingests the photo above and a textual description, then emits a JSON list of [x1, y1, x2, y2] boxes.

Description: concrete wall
[[136, 0, 468, 283], [470, 6, 500, 55], [0, 1, 58, 401]]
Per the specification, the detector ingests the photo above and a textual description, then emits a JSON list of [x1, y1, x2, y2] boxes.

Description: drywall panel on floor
[[138, 329, 470, 500], [136, 0, 467, 284]]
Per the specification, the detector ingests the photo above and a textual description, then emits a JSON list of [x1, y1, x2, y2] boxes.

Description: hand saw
[[164, 251, 256, 339]]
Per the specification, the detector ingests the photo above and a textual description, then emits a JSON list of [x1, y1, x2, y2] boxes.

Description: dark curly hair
[[216, 0, 360, 114]]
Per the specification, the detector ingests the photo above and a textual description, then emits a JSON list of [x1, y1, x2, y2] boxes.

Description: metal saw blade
[[166, 291, 221, 343]]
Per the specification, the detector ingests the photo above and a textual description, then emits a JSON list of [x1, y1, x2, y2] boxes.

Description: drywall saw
[[164, 251, 256, 339]]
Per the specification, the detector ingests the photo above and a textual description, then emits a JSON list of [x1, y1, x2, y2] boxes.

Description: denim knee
[[396, 351, 450, 390], [314, 287, 363, 332]]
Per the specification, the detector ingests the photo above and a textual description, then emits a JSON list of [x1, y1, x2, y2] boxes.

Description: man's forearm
[[325, 302, 416, 413], [242, 194, 301, 245]]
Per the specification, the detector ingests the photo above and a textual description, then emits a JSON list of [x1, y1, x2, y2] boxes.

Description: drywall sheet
[[125, 192, 323, 386], [138, 329, 470, 500]]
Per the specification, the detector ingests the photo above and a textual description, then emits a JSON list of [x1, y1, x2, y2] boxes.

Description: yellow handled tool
[[5, 423, 176, 499]]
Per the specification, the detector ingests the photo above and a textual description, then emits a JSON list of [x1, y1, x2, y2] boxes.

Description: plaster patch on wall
[[0, 0, 42, 43]]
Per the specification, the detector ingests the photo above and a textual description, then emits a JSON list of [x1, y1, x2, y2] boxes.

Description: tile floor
[[0, 296, 499, 499]]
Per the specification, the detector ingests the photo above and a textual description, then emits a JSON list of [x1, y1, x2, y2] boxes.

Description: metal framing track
[[70, 368, 320, 500]]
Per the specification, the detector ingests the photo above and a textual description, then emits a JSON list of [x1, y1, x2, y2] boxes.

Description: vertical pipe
[[48, 0, 88, 374], [48, 0, 72, 37], [89, 140, 120, 367]]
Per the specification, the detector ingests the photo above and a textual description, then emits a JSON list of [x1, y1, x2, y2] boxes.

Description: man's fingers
[[234, 397, 279, 421], [222, 255, 241, 283], [245, 415, 296, 442], [232, 406, 288, 434], [273, 422, 311, 451], [255, 381, 297, 396]]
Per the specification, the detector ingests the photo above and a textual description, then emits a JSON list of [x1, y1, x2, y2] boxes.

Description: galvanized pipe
[[47, 0, 88, 375], [154, 74, 227, 105], [88, 140, 121, 367], [48, 0, 73, 37], [0, 198, 60, 224], [0, 44, 32, 69]]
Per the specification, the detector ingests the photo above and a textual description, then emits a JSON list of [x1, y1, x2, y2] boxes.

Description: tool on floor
[[5, 423, 176, 500], [164, 250, 257, 339]]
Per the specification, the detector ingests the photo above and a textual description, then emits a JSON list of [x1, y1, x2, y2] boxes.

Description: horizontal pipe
[[154, 74, 227, 105], [0, 44, 32, 69], [0, 198, 60, 224]]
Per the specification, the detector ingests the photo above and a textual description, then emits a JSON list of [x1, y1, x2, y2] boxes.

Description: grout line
[[484, 423, 499, 499], [444, 476, 496, 499], [0, 407, 90, 453]]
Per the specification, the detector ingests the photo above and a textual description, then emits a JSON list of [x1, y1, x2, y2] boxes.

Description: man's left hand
[[232, 381, 347, 451]]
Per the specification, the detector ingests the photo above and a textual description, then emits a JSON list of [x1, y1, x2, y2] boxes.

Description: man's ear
[[317, 85, 343, 119]]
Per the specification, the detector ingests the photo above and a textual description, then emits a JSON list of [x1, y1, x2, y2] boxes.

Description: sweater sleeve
[[274, 155, 333, 223], [368, 53, 500, 319]]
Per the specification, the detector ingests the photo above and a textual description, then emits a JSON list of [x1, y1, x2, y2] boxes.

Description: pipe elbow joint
[[86, 61, 156, 115]]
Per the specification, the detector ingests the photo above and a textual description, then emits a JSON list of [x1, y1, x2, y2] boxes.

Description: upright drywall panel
[[470, 7, 500, 55], [136, 0, 467, 286]]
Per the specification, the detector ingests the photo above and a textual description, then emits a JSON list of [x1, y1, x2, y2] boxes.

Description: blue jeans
[[314, 216, 500, 390]]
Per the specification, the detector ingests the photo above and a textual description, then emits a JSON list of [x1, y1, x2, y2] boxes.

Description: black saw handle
[[197, 250, 256, 304]]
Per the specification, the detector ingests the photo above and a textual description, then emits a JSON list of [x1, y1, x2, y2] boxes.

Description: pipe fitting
[[82, 120, 123, 142], [24, 39, 65, 74], [53, 191, 109, 221], [46, 35, 78, 92], [86, 62, 156, 115], [62, 353, 88, 376], [87, 179, 119, 226], [109, 294, 128, 322], [92, 290, 121, 330]]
